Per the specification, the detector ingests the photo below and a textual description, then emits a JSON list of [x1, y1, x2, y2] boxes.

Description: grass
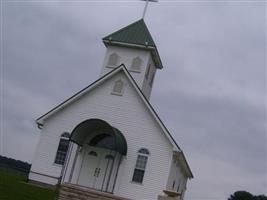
[[0, 170, 57, 200]]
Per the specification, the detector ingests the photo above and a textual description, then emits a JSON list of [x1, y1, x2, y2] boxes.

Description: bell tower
[[100, 19, 163, 100]]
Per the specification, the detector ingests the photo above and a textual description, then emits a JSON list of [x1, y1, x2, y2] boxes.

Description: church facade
[[29, 19, 193, 200]]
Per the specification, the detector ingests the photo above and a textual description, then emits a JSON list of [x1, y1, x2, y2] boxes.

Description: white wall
[[30, 71, 175, 199], [29, 123, 64, 185], [28, 171, 58, 185]]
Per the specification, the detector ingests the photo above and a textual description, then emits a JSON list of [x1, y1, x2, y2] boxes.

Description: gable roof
[[102, 19, 163, 69], [36, 64, 193, 178]]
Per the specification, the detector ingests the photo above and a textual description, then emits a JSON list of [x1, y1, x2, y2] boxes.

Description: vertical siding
[[30, 71, 177, 199]]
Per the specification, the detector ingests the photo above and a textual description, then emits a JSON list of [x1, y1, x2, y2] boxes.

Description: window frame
[[54, 133, 70, 166], [149, 71, 155, 87], [145, 64, 151, 79], [131, 148, 150, 184]]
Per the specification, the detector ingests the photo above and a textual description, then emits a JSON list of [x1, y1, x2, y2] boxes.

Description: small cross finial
[[141, 0, 158, 19]]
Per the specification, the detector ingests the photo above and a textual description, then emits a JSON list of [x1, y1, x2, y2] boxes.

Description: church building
[[29, 19, 193, 200]]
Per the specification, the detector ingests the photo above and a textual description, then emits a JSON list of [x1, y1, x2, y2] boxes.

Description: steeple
[[102, 19, 163, 69], [100, 19, 163, 99]]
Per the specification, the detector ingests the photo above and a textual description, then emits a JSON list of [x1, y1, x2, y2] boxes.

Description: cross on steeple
[[141, 0, 158, 19]]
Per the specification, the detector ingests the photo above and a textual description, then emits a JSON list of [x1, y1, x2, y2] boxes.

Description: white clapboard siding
[[30, 71, 177, 200]]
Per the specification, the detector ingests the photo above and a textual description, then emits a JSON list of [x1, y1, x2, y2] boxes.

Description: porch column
[[58, 141, 73, 185], [68, 144, 80, 183]]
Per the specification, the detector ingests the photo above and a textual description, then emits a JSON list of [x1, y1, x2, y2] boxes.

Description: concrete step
[[59, 189, 98, 200], [58, 183, 131, 200]]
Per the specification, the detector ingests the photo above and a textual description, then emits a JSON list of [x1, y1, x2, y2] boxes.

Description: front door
[[94, 150, 114, 191], [78, 146, 115, 192], [78, 147, 99, 188]]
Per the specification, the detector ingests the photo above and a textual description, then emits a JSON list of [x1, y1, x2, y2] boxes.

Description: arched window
[[111, 79, 124, 95], [89, 134, 115, 149], [108, 53, 119, 67], [138, 148, 150, 155], [54, 132, 70, 165], [130, 57, 142, 72], [132, 148, 150, 184], [61, 132, 70, 138], [88, 151, 97, 156], [105, 154, 114, 160]]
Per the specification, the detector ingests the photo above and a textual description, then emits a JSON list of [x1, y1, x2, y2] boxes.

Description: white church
[[29, 18, 193, 200]]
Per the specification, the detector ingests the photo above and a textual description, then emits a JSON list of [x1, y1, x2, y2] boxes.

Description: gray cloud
[[2, 1, 266, 199]]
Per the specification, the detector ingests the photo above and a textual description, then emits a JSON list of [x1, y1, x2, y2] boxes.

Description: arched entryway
[[68, 119, 127, 193]]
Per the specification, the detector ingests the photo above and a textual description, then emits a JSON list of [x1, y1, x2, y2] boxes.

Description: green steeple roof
[[102, 19, 163, 69], [103, 19, 156, 47]]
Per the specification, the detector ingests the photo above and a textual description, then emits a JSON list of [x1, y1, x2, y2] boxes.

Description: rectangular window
[[54, 138, 69, 165], [132, 155, 148, 183], [145, 64, 151, 79], [149, 72, 155, 87]]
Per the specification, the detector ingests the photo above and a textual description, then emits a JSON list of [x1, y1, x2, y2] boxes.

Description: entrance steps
[[58, 183, 130, 200]]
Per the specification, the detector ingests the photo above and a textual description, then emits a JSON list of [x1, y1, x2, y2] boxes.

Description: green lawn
[[0, 170, 57, 200]]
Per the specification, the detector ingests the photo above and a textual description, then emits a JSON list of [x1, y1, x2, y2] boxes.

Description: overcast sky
[[1, 0, 266, 200]]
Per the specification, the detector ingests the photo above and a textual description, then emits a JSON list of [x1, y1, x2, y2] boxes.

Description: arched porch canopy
[[70, 119, 127, 156]]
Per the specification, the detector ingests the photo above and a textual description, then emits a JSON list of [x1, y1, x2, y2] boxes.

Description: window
[[130, 57, 142, 72], [105, 154, 114, 160], [88, 151, 97, 156], [176, 181, 181, 192], [172, 180, 176, 190], [149, 72, 155, 87], [107, 53, 119, 67], [61, 132, 70, 138], [132, 148, 149, 184], [54, 133, 70, 165], [89, 134, 115, 149], [111, 80, 124, 95], [145, 64, 151, 79], [138, 148, 150, 154], [181, 189, 184, 197]]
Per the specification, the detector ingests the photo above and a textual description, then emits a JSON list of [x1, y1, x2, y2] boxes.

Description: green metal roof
[[70, 119, 127, 155], [103, 19, 156, 47], [102, 19, 163, 69]]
